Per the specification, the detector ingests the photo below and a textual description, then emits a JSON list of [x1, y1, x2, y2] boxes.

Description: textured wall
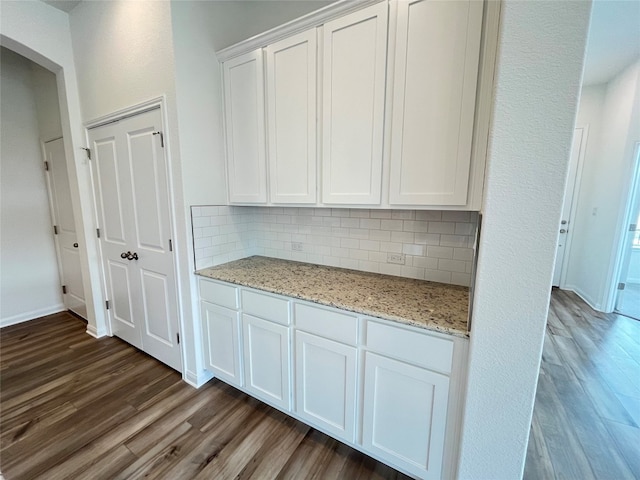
[[458, 1, 591, 478], [0, 48, 63, 325]]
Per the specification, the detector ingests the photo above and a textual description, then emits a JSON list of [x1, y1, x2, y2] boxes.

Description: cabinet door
[[242, 314, 291, 411], [321, 3, 388, 205], [266, 30, 317, 204], [389, 0, 483, 206], [223, 49, 267, 204], [201, 301, 242, 387], [295, 331, 357, 442], [362, 352, 450, 480]]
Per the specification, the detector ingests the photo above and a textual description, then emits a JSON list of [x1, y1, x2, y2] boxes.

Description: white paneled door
[[44, 137, 86, 318], [89, 107, 181, 372]]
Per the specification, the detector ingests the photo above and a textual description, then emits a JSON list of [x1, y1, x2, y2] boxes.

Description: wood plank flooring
[[524, 289, 640, 480], [2, 289, 638, 479], [0, 312, 411, 480]]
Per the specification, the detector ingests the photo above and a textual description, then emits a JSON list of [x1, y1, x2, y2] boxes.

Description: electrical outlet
[[292, 242, 304, 252], [386, 253, 405, 265]]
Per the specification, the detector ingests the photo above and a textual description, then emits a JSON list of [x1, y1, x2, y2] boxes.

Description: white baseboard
[[184, 369, 214, 388], [0, 303, 66, 328], [563, 285, 602, 311], [86, 323, 109, 338]]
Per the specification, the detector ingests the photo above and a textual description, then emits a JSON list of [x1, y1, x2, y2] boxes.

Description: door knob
[[561, 220, 568, 225], [560, 229, 567, 234], [120, 251, 139, 261], [73, 243, 79, 248]]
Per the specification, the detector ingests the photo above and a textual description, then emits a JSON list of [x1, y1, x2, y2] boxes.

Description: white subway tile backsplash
[[391, 231, 414, 243], [403, 244, 425, 256], [455, 222, 476, 235], [191, 206, 477, 287], [370, 210, 393, 219], [341, 217, 360, 228], [380, 241, 403, 254], [425, 269, 452, 283], [391, 210, 415, 220], [427, 222, 456, 234], [439, 235, 469, 248], [427, 245, 454, 259], [381, 219, 403, 231], [453, 247, 474, 261], [442, 211, 471, 222], [360, 239, 380, 251], [438, 258, 467, 273], [359, 218, 381, 229]]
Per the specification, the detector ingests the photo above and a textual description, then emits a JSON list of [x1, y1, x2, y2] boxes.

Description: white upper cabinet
[[266, 30, 318, 204], [388, 0, 483, 206], [321, 3, 388, 205], [223, 49, 268, 204]]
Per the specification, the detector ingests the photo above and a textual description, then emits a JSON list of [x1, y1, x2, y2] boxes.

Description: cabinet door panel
[[266, 30, 317, 204], [201, 301, 242, 386], [295, 331, 357, 441], [362, 352, 450, 480], [242, 314, 291, 410], [223, 50, 267, 204], [389, 0, 483, 205], [322, 3, 388, 205]]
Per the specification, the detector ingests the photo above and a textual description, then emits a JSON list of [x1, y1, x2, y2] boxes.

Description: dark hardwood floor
[[2, 289, 638, 479], [0, 312, 410, 480], [524, 289, 640, 480]]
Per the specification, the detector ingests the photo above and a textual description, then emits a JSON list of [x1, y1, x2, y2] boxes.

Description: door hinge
[[618, 282, 626, 290], [630, 224, 637, 232], [96, 228, 101, 238], [44, 161, 49, 171], [105, 300, 110, 310], [153, 131, 164, 148], [81, 147, 91, 159], [53, 225, 59, 235], [62, 285, 67, 294], [176, 332, 180, 344], [169, 239, 173, 252]]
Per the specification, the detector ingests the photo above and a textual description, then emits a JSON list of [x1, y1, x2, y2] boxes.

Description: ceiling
[[39, 0, 640, 86], [42, 0, 81, 13], [582, 0, 640, 85]]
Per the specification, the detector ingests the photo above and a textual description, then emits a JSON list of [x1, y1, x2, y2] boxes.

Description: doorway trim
[[556, 125, 589, 288], [607, 141, 640, 312], [84, 96, 185, 370]]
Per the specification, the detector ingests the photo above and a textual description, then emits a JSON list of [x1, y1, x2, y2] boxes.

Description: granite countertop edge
[[195, 257, 470, 339]]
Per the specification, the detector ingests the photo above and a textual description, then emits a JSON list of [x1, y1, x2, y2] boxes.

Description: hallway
[[524, 289, 640, 479]]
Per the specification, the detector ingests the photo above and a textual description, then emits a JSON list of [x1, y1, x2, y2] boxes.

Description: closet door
[[266, 30, 317, 204], [223, 50, 268, 204], [89, 107, 182, 372], [321, 2, 388, 205]]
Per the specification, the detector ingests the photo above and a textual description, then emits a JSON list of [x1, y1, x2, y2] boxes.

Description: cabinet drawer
[[365, 320, 453, 374], [242, 289, 290, 325], [294, 303, 358, 345], [200, 279, 238, 309]]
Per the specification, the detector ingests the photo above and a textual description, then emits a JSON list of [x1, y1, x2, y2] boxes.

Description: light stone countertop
[[196, 256, 469, 337]]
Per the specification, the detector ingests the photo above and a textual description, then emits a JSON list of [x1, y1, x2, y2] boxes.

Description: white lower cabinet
[[201, 301, 243, 387], [242, 314, 291, 411], [295, 331, 357, 442], [199, 278, 466, 479], [362, 352, 450, 480]]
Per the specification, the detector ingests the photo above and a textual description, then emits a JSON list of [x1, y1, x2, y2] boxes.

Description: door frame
[[556, 125, 589, 288], [84, 96, 184, 369], [608, 141, 640, 312], [41, 136, 86, 318]]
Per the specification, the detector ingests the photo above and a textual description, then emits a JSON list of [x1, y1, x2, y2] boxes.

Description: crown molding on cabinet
[[215, 0, 385, 62]]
